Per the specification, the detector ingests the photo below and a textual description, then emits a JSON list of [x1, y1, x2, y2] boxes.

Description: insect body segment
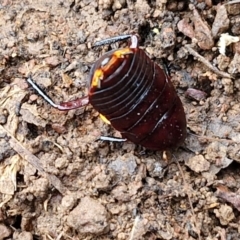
[[90, 48, 134, 89], [27, 34, 186, 150], [88, 35, 186, 150]]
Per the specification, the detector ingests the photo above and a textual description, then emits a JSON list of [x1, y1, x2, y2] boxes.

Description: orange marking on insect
[[91, 69, 103, 88], [101, 48, 133, 73]]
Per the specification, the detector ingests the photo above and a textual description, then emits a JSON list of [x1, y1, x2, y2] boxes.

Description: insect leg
[[27, 76, 89, 111], [93, 33, 139, 49], [98, 136, 127, 142], [93, 34, 132, 48]]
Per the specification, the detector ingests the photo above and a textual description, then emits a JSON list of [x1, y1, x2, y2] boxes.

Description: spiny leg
[[27, 76, 89, 111], [93, 34, 139, 49]]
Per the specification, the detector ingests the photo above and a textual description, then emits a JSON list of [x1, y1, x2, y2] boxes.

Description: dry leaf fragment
[[192, 8, 214, 50], [0, 154, 20, 195], [233, 42, 240, 54], [212, 5, 229, 38], [216, 185, 240, 212], [225, 0, 240, 5], [177, 18, 195, 39], [228, 52, 240, 74], [218, 33, 240, 55]]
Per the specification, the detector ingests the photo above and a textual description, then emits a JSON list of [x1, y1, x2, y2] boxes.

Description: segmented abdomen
[[89, 48, 186, 150]]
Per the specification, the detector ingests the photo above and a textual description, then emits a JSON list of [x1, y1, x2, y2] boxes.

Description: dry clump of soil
[[1, 0, 240, 239]]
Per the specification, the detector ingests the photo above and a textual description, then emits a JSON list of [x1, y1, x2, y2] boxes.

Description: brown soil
[[1, 0, 240, 239]]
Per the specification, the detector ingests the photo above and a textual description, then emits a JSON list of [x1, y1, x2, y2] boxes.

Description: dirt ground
[[1, 0, 240, 239]]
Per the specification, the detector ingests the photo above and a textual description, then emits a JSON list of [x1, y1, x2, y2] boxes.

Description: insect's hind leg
[[27, 76, 89, 111]]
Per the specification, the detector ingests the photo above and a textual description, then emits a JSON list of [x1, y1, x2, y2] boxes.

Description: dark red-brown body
[[88, 45, 186, 150], [27, 34, 186, 151]]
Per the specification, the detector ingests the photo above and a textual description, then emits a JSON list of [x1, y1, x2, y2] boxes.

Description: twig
[[183, 44, 233, 79], [225, 0, 240, 5], [0, 125, 69, 195], [188, 132, 239, 144], [129, 215, 141, 240], [174, 158, 202, 240]]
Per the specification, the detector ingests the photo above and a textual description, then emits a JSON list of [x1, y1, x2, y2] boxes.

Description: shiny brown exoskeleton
[[27, 34, 186, 150]]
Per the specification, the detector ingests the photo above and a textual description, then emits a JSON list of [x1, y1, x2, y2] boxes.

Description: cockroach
[[27, 34, 186, 150]]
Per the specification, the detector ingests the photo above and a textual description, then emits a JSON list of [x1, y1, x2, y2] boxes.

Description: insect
[[27, 34, 186, 150]]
